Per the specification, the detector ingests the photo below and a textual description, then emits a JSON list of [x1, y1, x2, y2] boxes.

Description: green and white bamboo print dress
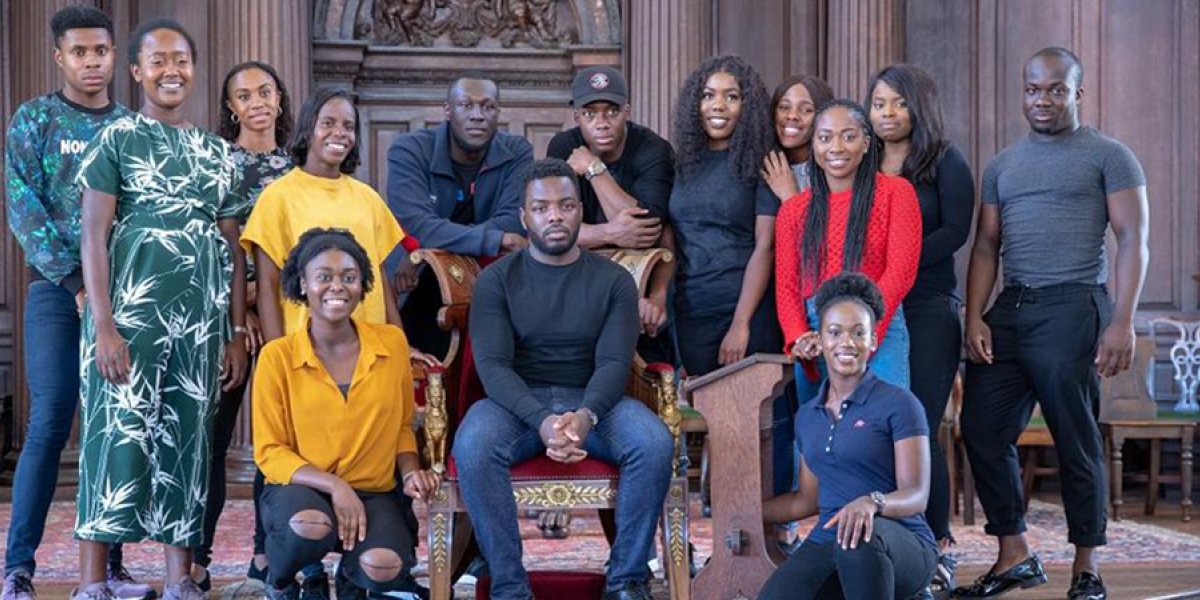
[[74, 113, 243, 546]]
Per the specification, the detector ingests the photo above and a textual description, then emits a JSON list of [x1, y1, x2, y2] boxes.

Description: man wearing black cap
[[547, 65, 676, 357]]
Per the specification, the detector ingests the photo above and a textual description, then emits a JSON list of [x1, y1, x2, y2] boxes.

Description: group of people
[[2, 6, 1148, 600]]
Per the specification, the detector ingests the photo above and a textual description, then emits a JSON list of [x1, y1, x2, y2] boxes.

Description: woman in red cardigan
[[775, 99, 922, 404]]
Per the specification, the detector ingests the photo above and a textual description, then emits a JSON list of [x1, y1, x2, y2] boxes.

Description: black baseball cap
[[571, 66, 628, 107]]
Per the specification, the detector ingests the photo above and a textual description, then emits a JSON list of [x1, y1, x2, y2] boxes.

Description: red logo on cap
[[589, 73, 610, 89]]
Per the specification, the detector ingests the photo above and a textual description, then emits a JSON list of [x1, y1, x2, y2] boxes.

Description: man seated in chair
[[541, 65, 677, 539], [453, 158, 674, 600]]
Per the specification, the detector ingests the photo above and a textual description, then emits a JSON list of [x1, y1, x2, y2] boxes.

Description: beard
[[529, 225, 579, 256]]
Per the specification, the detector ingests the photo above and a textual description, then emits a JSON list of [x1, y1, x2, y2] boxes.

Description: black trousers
[[961, 284, 1111, 547], [903, 291, 962, 543], [261, 484, 417, 593], [401, 266, 453, 358], [758, 517, 937, 600], [194, 379, 267, 567]]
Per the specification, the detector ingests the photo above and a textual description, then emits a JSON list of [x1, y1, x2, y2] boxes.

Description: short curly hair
[[812, 272, 885, 327], [280, 228, 374, 305], [51, 6, 113, 46], [521, 157, 578, 201], [672, 55, 772, 183]]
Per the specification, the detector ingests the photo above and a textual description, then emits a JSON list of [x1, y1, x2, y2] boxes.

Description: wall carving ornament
[[367, 0, 574, 48]]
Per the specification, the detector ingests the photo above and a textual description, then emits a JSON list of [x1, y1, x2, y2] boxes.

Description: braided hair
[[800, 99, 882, 291]]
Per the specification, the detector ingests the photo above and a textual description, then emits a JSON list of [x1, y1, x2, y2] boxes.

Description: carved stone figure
[[367, 0, 571, 48]]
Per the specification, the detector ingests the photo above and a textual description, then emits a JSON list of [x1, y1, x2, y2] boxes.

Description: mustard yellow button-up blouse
[[253, 319, 417, 493]]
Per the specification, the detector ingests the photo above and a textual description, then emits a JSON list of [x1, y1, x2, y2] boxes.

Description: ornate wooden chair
[[410, 247, 691, 600]]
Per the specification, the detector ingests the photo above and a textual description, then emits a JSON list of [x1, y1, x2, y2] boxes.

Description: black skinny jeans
[[903, 291, 961, 543], [758, 516, 937, 599], [261, 484, 417, 593]]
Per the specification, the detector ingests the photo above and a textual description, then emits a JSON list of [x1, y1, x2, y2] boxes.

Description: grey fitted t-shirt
[[982, 126, 1145, 287]]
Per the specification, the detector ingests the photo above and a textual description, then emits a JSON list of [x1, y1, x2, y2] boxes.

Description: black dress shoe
[[952, 555, 1048, 598], [1068, 572, 1106, 600], [602, 582, 653, 600]]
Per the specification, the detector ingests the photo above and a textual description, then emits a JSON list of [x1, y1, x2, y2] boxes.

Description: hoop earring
[[231, 113, 240, 123]]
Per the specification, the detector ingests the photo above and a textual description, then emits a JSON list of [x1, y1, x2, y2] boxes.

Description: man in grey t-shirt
[[956, 48, 1149, 600]]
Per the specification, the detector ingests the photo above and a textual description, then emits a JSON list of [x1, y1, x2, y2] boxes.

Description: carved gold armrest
[[409, 249, 482, 366], [422, 365, 449, 476], [645, 362, 684, 478]]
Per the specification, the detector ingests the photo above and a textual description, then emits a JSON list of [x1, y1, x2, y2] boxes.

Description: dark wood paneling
[[361, 105, 573, 194], [625, 0, 713, 139], [824, 0, 905, 97]]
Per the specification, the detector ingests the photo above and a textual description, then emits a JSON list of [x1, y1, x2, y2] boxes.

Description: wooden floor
[[16, 487, 1200, 599], [954, 486, 1200, 600]]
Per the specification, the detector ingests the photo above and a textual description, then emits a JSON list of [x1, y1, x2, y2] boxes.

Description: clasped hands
[[539, 411, 593, 464]]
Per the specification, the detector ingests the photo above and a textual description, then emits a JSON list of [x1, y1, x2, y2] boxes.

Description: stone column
[[624, 0, 713, 139], [824, 0, 905, 97], [213, 0, 312, 115], [208, 0, 311, 486]]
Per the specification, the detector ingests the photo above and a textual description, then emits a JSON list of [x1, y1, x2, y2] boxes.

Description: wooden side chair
[[410, 248, 692, 600]]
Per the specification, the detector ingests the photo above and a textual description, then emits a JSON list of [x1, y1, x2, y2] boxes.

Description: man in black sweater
[[453, 159, 673, 600]]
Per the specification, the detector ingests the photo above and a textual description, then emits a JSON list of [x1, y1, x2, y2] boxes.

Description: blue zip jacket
[[385, 122, 532, 270]]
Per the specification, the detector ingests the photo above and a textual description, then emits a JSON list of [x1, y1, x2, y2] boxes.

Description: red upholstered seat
[[445, 455, 619, 481], [476, 571, 606, 600]]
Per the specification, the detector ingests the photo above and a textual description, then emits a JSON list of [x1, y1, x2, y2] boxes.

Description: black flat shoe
[[952, 555, 1047, 598], [1068, 572, 1106, 600]]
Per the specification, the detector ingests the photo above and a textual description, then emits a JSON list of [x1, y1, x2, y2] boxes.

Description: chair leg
[[946, 432, 959, 516], [599, 508, 618, 547], [961, 440, 976, 526], [700, 436, 712, 517], [427, 491, 456, 600], [1022, 448, 1038, 512], [661, 479, 690, 600], [1148, 438, 1162, 516]]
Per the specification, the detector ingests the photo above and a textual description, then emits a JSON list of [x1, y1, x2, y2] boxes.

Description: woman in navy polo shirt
[[760, 272, 935, 600]]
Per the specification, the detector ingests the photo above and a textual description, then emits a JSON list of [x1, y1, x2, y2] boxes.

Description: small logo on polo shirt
[[853, 419, 866, 428], [589, 73, 610, 89]]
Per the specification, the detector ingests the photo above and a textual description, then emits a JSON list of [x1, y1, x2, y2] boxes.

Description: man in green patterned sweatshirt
[[2, 7, 151, 600]]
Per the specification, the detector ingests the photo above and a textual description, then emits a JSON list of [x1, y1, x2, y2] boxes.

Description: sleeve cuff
[[397, 429, 418, 454], [58, 269, 85, 295], [484, 227, 504, 257], [261, 454, 310, 486], [523, 407, 555, 432]]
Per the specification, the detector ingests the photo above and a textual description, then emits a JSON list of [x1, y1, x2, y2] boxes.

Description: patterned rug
[[4, 496, 1200, 594]]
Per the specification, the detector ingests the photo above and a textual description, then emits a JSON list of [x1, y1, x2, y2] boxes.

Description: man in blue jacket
[[387, 72, 533, 356]]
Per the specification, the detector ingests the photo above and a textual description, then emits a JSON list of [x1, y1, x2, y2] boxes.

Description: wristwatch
[[870, 491, 887, 515], [580, 407, 599, 427], [584, 160, 608, 180]]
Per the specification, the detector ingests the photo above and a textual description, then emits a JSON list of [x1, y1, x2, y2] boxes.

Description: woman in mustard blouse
[[252, 228, 439, 599]]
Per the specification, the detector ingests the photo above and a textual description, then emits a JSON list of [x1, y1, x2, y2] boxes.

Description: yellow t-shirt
[[253, 319, 418, 492], [241, 168, 405, 335]]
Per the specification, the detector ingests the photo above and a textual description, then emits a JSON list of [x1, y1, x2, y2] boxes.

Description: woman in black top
[[866, 63, 974, 594], [669, 55, 781, 377]]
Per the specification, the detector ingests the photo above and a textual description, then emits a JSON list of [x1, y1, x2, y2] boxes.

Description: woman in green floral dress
[[73, 18, 248, 600]]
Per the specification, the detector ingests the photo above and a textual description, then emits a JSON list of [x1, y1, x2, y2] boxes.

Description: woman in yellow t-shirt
[[242, 88, 417, 342], [253, 227, 440, 598]]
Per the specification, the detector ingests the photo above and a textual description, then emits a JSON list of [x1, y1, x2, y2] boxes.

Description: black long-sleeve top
[[469, 249, 639, 429], [908, 144, 975, 298]]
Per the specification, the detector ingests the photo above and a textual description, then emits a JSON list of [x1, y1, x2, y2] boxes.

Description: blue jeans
[[452, 389, 674, 600]]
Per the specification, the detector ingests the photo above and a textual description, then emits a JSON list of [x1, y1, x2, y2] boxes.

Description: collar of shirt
[[430, 122, 519, 178], [289, 317, 391, 383], [810, 370, 880, 412]]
